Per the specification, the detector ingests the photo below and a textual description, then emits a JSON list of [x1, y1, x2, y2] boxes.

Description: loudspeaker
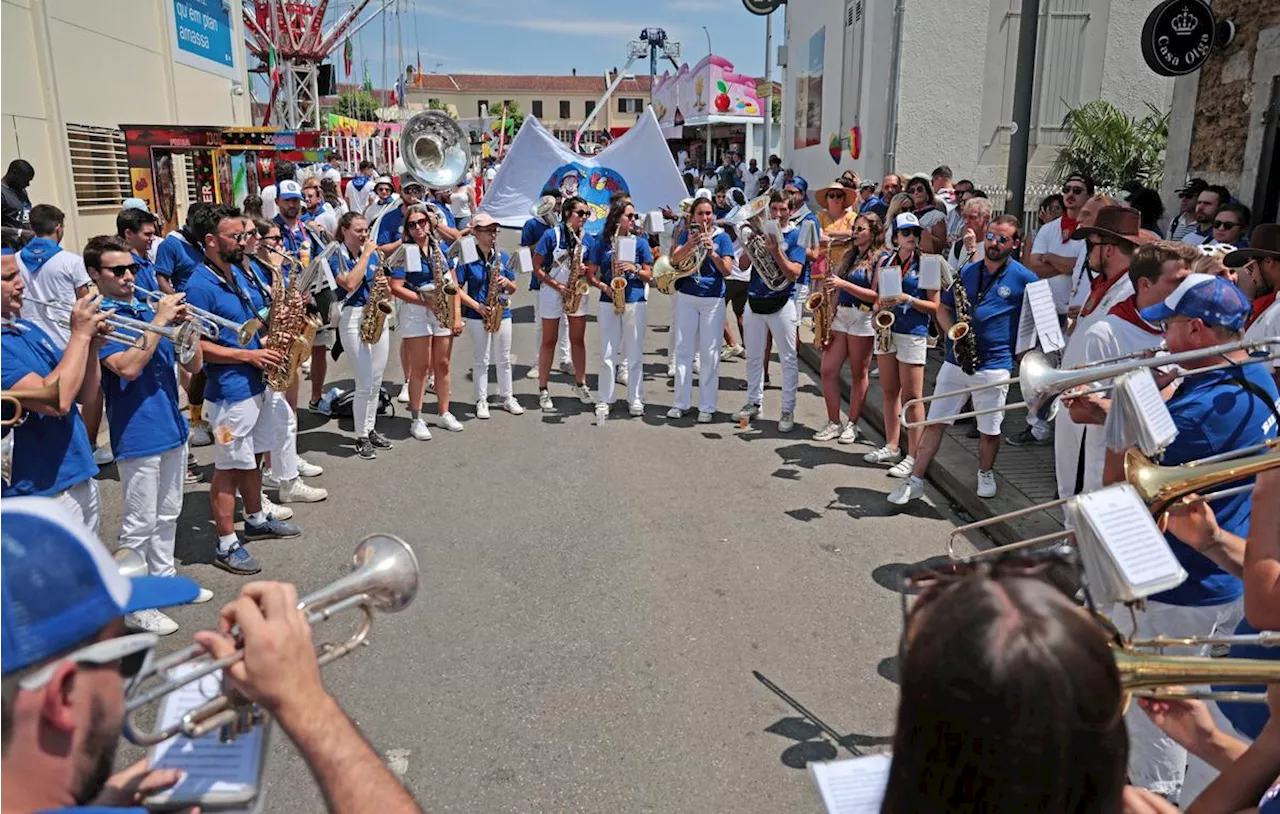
[[318, 64, 336, 96]]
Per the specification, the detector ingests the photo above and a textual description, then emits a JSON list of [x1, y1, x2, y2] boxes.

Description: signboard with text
[[1141, 0, 1215, 77], [167, 0, 239, 80]]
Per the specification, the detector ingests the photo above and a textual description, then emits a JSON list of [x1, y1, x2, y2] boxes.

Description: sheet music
[[617, 236, 637, 264], [918, 255, 942, 290], [1120, 368, 1178, 456], [518, 247, 533, 274], [878, 267, 903, 299], [763, 220, 782, 241], [1026, 279, 1065, 352], [459, 236, 480, 264], [810, 754, 892, 814], [1075, 485, 1188, 601], [404, 244, 423, 273], [645, 211, 664, 234], [1016, 286, 1038, 355], [317, 257, 337, 291]]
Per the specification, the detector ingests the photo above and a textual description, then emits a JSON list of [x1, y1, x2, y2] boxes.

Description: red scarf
[[1059, 215, 1079, 243], [1247, 292, 1277, 330], [1080, 271, 1127, 318], [1107, 295, 1161, 335]]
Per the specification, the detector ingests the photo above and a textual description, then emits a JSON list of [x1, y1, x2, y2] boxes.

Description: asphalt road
[[103, 269, 975, 812]]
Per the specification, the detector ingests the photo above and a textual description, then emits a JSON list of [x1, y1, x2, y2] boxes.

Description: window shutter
[[65, 124, 131, 210]]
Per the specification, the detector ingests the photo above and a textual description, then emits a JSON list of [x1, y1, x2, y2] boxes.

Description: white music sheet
[[404, 244, 423, 273], [1121, 368, 1178, 456], [1016, 279, 1065, 354], [810, 753, 892, 814], [459, 236, 480, 265], [518, 247, 533, 274], [763, 220, 782, 242], [645, 211, 664, 234], [1073, 484, 1188, 602], [616, 236, 637, 264], [878, 267, 903, 300], [918, 255, 942, 291]]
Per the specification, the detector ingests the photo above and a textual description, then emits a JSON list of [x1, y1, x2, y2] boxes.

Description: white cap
[[894, 212, 921, 231]]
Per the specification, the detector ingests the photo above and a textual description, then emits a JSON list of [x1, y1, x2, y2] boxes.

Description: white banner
[[477, 108, 686, 236]]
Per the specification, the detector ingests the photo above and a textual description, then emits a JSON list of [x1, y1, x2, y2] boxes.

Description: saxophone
[[807, 241, 838, 348], [562, 228, 589, 314], [483, 249, 507, 333], [261, 253, 322, 391], [359, 263, 393, 344], [609, 235, 628, 315], [427, 236, 457, 329], [872, 257, 895, 355], [948, 273, 980, 374]]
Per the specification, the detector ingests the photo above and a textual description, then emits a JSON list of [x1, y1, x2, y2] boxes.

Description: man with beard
[[182, 205, 300, 576], [0, 497, 422, 814], [888, 215, 1039, 504]]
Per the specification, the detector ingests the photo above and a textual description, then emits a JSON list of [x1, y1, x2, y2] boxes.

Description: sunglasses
[[98, 262, 139, 277], [898, 227, 922, 237], [828, 191, 847, 198], [1063, 185, 1087, 196], [620, 212, 636, 219], [261, 234, 282, 243], [18, 632, 158, 691], [223, 231, 251, 243], [984, 232, 1014, 246], [407, 219, 430, 230], [572, 209, 590, 217], [1213, 220, 1241, 230]]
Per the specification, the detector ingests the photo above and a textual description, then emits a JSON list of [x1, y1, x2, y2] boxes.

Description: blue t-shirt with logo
[[0, 320, 97, 497], [132, 252, 159, 293], [98, 299, 187, 460], [1152, 362, 1277, 606], [335, 248, 380, 309], [747, 226, 806, 301], [455, 251, 517, 320], [587, 236, 654, 304], [881, 251, 935, 337], [673, 228, 734, 298], [153, 232, 204, 292], [521, 217, 552, 291], [182, 264, 267, 404], [941, 258, 1039, 372]]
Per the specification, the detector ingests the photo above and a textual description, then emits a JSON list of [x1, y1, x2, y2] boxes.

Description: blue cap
[[277, 179, 304, 200], [1, 497, 199, 675], [788, 175, 809, 195], [1139, 273, 1251, 331]]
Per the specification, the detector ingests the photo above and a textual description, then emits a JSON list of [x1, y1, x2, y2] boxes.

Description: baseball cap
[[277, 179, 303, 200], [471, 212, 499, 229], [1177, 177, 1208, 196], [1139, 273, 1251, 331], [859, 178, 877, 190], [399, 173, 425, 192], [786, 175, 809, 195], [2, 497, 199, 676], [121, 198, 151, 212], [895, 212, 922, 231]]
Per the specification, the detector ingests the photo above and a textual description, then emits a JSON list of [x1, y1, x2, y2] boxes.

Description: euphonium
[[609, 235, 628, 315], [359, 264, 393, 344], [483, 248, 508, 333], [562, 229, 589, 314], [738, 195, 789, 293], [948, 273, 980, 374]]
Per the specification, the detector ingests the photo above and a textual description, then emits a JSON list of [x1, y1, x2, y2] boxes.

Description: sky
[[333, 0, 774, 89]]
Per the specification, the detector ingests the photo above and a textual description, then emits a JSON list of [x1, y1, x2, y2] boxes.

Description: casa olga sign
[[1141, 0, 1215, 76]]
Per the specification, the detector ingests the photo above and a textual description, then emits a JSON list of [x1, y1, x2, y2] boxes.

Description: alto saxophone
[[609, 235, 628, 315], [807, 241, 838, 348], [948, 273, 980, 375], [872, 259, 895, 355], [562, 229, 589, 314], [482, 249, 508, 334], [261, 253, 322, 392], [427, 236, 457, 329], [359, 264, 393, 344]]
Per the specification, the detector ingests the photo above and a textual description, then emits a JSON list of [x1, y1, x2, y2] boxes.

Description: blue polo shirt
[[376, 206, 404, 247], [1216, 617, 1275, 738], [587, 237, 654, 304], [673, 228, 734, 298], [533, 225, 596, 279], [838, 250, 890, 308], [273, 216, 315, 260], [747, 226, 805, 301], [182, 264, 267, 404], [153, 232, 204, 292], [521, 217, 552, 291], [0, 320, 96, 497], [455, 251, 517, 320], [791, 210, 820, 286], [941, 258, 1039, 372], [336, 247, 380, 309], [388, 241, 446, 291], [1152, 362, 1277, 607], [132, 252, 158, 293], [884, 251, 934, 337], [98, 299, 187, 461]]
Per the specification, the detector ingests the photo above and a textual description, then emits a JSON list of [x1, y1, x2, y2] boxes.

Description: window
[[531, 100, 543, 118], [65, 124, 131, 209], [617, 98, 644, 113], [502, 99, 513, 110], [477, 100, 489, 117], [559, 100, 571, 119], [585, 100, 595, 117]]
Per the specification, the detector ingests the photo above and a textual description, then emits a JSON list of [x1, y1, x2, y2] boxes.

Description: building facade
[[780, 0, 1172, 197]]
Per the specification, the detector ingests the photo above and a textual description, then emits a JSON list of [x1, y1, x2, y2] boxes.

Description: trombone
[[123, 534, 419, 746], [1, 379, 61, 427], [23, 296, 201, 364], [133, 285, 260, 346], [901, 336, 1280, 428]]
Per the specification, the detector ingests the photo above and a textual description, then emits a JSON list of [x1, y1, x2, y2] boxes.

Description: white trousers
[[117, 445, 185, 577], [744, 299, 799, 412], [673, 292, 724, 413], [267, 390, 299, 481], [598, 300, 647, 406], [339, 306, 390, 437], [55, 478, 101, 536], [465, 317, 514, 401], [534, 294, 571, 364]]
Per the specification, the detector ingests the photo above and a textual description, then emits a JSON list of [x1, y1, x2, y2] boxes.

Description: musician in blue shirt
[[532, 196, 597, 412], [522, 191, 570, 377], [116, 207, 160, 293], [454, 213, 523, 420], [585, 199, 654, 420], [732, 191, 806, 432]]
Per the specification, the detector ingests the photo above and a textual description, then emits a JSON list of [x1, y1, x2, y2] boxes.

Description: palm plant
[[1048, 100, 1169, 188]]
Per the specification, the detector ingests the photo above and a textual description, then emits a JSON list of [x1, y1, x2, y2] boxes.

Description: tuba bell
[[399, 111, 471, 191]]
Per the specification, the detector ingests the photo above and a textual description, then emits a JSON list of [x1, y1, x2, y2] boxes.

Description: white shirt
[[304, 203, 339, 237], [345, 175, 376, 215], [260, 183, 278, 221], [449, 186, 474, 219], [18, 248, 90, 348], [742, 169, 763, 196], [1181, 228, 1211, 246], [484, 166, 497, 183], [1031, 217, 1086, 314], [1245, 297, 1280, 370]]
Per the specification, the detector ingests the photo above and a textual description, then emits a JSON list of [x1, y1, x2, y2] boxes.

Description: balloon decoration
[[826, 126, 864, 164]]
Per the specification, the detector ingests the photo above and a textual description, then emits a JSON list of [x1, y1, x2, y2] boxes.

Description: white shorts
[[208, 392, 280, 471], [925, 362, 1012, 435], [538, 282, 588, 320], [399, 301, 452, 338], [874, 332, 928, 365], [831, 304, 873, 337]]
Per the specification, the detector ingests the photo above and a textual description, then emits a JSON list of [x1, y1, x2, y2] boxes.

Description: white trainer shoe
[[778, 411, 796, 433], [410, 418, 433, 440], [259, 492, 294, 521], [697, 411, 714, 424], [526, 367, 540, 379], [629, 402, 644, 417], [396, 381, 410, 403], [439, 412, 464, 432], [813, 421, 842, 442], [125, 608, 179, 635], [887, 455, 916, 478], [278, 477, 328, 504], [193, 587, 214, 604], [733, 402, 761, 420], [863, 444, 902, 465], [189, 421, 214, 447], [92, 445, 114, 465], [666, 361, 676, 379], [503, 396, 525, 415], [476, 400, 491, 420], [616, 366, 629, 385], [558, 359, 574, 375], [297, 457, 324, 477], [595, 403, 609, 425], [838, 423, 859, 445], [693, 355, 701, 375], [426, 375, 436, 394], [977, 469, 998, 498], [261, 466, 280, 488], [887, 478, 925, 506], [666, 407, 684, 419], [540, 390, 554, 411], [300, 358, 312, 376], [576, 384, 593, 404]]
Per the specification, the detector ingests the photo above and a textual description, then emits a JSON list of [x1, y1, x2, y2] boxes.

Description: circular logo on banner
[[1141, 0, 1215, 76], [543, 163, 629, 235], [998, 285, 1012, 299]]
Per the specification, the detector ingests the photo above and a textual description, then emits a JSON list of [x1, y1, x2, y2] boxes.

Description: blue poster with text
[[173, 0, 234, 70]]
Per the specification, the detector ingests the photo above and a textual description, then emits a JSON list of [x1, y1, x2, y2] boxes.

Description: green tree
[[491, 100, 524, 137], [334, 90, 380, 121], [771, 94, 782, 121], [427, 98, 451, 114], [1049, 100, 1169, 188]]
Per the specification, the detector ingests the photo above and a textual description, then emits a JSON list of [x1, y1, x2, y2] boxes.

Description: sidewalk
[[795, 325, 1064, 550]]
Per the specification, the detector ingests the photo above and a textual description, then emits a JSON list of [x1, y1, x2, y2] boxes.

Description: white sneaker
[[887, 478, 925, 506], [870, 365, 880, 379], [439, 412, 464, 432], [666, 407, 684, 419], [558, 359, 574, 375], [259, 492, 294, 521], [813, 421, 842, 442], [540, 389, 554, 411], [426, 375, 436, 394], [300, 358, 312, 376], [733, 402, 761, 420], [125, 608, 179, 635], [476, 400, 491, 420], [629, 402, 644, 417], [887, 455, 916, 478], [730, 344, 745, 359], [410, 418, 433, 440], [260, 465, 280, 488], [396, 381, 411, 403], [193, 587, 214, 604], [503, 396, 525, 415], [92, 445, 114, 465], [297, 457, 324, 477], [595, 403, 609, 425], [278, 477, 328, 504], [616, 366, 629, 385], [526, 367, 540, 379], [778, 411, 795, 433], [693, 356, 701, 375], [863, 444, 902, 464], [838, 423, 859, 445], [189, 421, 214, 447], [666, 361, 675, 379], [576, 384, 593, 404], [977, 469, 998, 498], [697, 410, 714, 424]]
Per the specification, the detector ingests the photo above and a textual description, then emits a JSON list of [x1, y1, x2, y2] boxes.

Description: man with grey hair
[[948, 196, 992, 275]]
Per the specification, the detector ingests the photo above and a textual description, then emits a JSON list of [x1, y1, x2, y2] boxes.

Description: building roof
[[407, 72, 652, 95]]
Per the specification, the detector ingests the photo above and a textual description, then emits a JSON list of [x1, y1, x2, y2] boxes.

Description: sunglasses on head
[[98, 262, 139, 277], [984, 232, 1014, 246], [17, 632, 158, 691]]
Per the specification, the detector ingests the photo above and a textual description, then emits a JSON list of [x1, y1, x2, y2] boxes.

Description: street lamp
[[702, 25, 713, 169]]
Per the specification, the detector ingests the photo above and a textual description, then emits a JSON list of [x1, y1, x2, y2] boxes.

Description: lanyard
[[972, 260, 1009, 308], [203, 263, 257, 323]]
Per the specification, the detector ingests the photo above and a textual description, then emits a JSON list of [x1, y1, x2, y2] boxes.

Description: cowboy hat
[[1224, 224, 1280, 268], [1070, 205, 1141, 247], [811, 179, 853, 209]]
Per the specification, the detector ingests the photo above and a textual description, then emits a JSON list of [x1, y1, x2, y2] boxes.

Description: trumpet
[[1, 379, 60, 428], [123, 534, 420, 746], [24, 296, 201, 364], [133, 286, 260, 346]]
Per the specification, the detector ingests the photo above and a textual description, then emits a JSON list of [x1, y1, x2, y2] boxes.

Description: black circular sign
[[1141, 0, 1215, 76], [742, 0, 783, 16]]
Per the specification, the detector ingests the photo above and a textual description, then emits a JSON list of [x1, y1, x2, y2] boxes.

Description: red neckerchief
[[1080, 271, 1126, 317], [1059, 215, 1079, 243], [1107, 295, 1161, 335], [1247, 292, 1277, 330]]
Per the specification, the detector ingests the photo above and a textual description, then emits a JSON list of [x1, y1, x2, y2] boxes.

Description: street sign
[[1141, 0, 1215, 77], [742, 0, 784, 16]]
